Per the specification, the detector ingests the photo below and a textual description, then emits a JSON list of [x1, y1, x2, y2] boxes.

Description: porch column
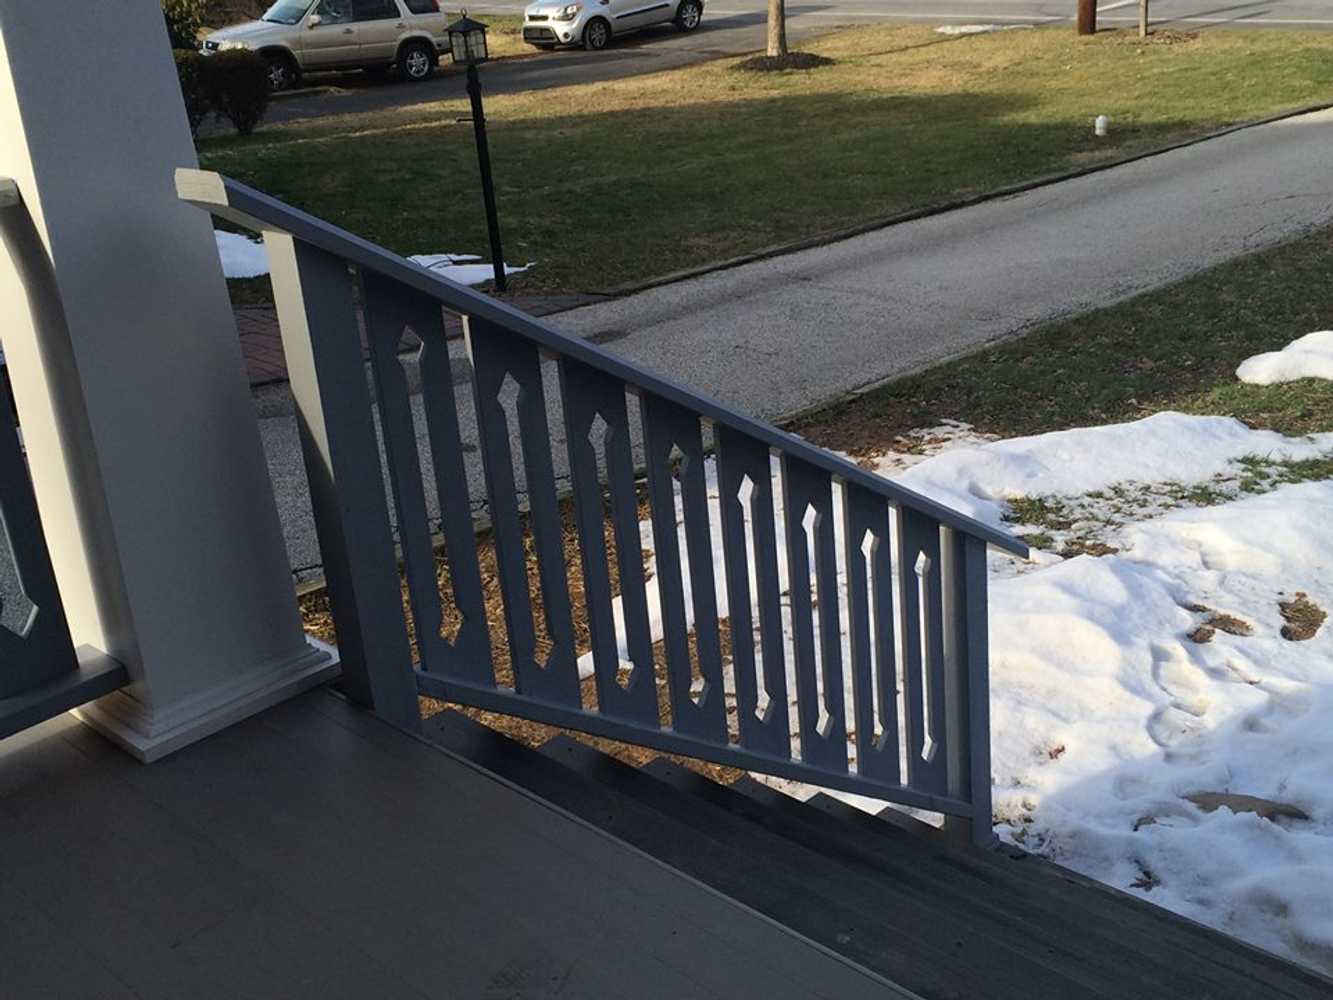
[[0, 2, 337, 760]]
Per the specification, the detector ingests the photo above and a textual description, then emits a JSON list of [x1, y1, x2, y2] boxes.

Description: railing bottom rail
[[418, 671, 973, 818]]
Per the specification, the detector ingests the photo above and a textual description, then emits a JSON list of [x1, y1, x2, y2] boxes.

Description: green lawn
[[792, 222, 1333, 456], [200, 24, 1333, 296]]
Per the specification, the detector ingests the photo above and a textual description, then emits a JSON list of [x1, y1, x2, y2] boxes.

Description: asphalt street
[[255, 106, 1333, 577]]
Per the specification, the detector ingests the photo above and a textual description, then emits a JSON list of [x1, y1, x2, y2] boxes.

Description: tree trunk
[[767, 0, 788, 57], [1139, 0, 1149, 38], [1076, 0, 1096, 35]]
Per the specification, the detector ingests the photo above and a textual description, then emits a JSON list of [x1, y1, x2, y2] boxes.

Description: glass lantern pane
[[467, 28, 487, 60], [450, 33, 467, 62]]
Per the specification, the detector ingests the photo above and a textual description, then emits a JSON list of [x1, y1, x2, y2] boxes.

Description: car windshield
[[261, 0, 312, 24]]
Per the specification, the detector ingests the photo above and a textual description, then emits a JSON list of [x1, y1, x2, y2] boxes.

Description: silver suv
[[202, 0, 449, 91], [522, 0, 703, 51]]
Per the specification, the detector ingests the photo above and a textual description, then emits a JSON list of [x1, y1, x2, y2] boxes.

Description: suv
[[201, 0, 449, 91], [522, 0, 703, 51]]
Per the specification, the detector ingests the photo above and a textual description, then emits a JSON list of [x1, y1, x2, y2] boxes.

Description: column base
[[73, 639, 339, 762]]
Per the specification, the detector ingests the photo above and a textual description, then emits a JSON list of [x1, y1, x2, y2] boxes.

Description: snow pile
[[888, 412, 1333, 530], [989, 485, 1333, 970], [1236, 330, 1333, 385], [215, 231, 269, 279], [577, 412, 1333, 973], [213, 230, 532, 285]]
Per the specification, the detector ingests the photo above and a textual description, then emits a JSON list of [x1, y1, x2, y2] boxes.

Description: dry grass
[[1278, 591, 1326, 642]]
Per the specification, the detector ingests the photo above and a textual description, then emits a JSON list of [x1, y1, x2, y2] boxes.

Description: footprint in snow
[[1150, 643, 1211, 718]]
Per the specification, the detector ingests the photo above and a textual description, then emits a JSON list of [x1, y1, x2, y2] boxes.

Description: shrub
[[174, 50, 210, 137], [162, 0, 208, 50], [206, 50, 271, 135]]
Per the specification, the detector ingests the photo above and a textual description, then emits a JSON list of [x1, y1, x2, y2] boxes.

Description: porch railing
[[180, 169, 1027, 845], [0, 178, 128, 739]]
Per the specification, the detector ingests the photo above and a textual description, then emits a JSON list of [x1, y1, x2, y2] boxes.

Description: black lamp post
[[447, 10, 508, 292]]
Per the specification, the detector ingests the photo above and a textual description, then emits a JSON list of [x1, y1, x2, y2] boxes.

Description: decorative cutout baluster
[[363, 273, 491, 685], [465, 316, 579, 705], [843, 483, 899, 783], [640, 394, 727, 743], [716, 427, 790, 757], [559, 359, 658, 725], [781, 456, 848, 773], [414, 301, 493, 683], [897, 506, 949, 795]]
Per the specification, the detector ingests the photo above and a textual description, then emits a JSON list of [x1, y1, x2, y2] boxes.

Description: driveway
[[259, 0, 1333, 127]]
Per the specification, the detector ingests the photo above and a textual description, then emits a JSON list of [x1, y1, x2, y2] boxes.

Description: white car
[[522, 0, 703, 51], [202, 0, 450, 91]]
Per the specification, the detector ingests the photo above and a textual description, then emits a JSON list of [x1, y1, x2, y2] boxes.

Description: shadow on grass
[[203, 88, 1212, 295]]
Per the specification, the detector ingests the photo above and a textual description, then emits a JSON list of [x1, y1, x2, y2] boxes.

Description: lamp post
[[447, 11, 508, 292]]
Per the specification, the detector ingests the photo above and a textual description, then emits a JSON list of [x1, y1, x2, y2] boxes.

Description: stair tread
[[424, 713, 1331, 999], [424, 714, 998, 1000], [538, 736, 1207, 1000], [729, 779, 1331, 999], [805, 790, 1333, 995]]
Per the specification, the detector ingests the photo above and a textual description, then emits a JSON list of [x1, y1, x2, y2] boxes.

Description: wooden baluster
[[465, 316, 579, 705], [559, 359, 658, 725], [896, 506, 949, 795], [715, 426, 791, 757], [843, 483, 900, 784], [781, 456, 848, 773], [640, 394, 727, 743]]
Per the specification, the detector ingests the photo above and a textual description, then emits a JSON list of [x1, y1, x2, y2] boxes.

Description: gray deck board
[[0, 690, 904, 1000]]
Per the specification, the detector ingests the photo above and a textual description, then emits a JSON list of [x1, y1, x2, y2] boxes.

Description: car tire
[[263, 53, 299, 92], [398, 40, 436, 82], [583, 17, 611, 50], [675, 0, 702, 31]]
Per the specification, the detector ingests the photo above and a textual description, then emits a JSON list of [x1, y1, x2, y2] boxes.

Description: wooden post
[[1139, 0, 1149, 38], [1077, 0, 1097, 34]]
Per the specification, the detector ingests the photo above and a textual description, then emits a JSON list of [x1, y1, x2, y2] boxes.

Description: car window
[[315, 0, 353, 24], [403, 0, 438, 13], [352, 0, 400, 20]]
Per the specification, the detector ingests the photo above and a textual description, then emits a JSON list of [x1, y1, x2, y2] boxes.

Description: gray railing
[[0, 178, 128, 739], [180, 169, 1027, 845]]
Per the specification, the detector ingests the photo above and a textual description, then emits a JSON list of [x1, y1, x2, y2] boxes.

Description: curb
[[594, 100, 1333, 301]]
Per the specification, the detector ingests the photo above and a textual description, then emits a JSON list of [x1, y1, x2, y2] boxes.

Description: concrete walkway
[[258, 107, 1333, 578]]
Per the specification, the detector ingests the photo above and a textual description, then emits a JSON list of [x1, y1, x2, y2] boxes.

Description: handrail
[[177, 168, 1027, 558]]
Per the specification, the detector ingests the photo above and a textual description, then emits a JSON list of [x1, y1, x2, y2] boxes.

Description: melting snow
[[1237, 330, 1333, 385], [580, 412, 1333, 973]]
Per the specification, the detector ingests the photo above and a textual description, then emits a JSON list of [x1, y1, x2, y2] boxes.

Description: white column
[[0, 2, 336, 760]]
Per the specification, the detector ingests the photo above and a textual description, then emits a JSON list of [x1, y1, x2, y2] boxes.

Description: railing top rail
[[179, 168, 1027, 557]]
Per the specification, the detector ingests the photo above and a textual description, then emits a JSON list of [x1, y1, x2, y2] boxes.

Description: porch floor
[[0, 688, 901, 1000]]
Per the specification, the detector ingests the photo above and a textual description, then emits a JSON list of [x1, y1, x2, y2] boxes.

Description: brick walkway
[[236, 292, 605, 387]]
